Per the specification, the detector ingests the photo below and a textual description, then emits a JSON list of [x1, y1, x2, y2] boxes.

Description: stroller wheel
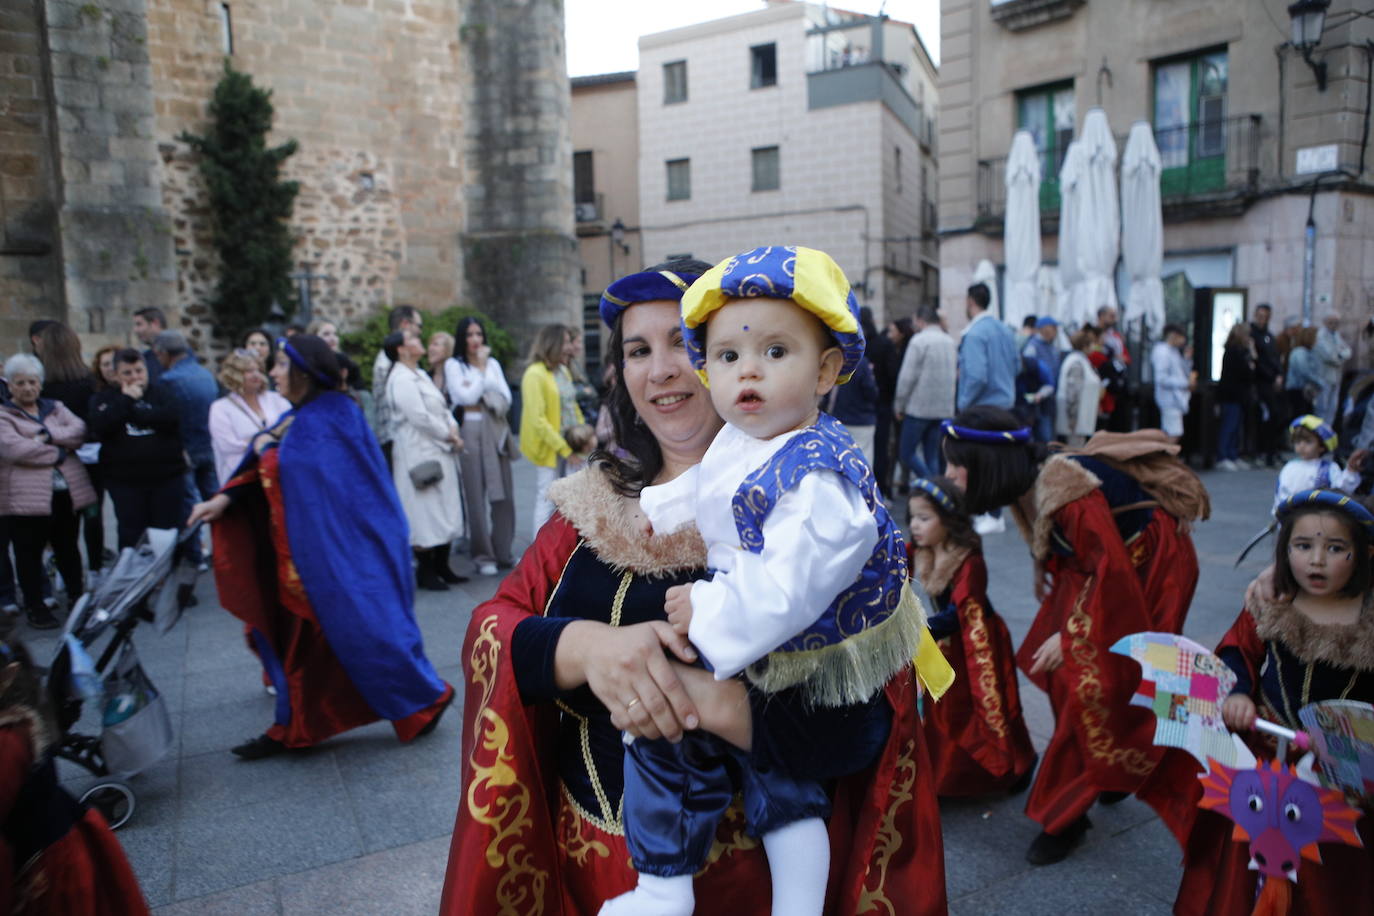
[[80, 781, 136, 830]]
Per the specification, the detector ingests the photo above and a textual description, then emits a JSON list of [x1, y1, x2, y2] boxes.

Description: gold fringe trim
[[744, 581, 932, 707]]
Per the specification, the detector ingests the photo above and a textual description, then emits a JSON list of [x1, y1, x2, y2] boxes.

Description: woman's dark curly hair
[[591, 257, 715, 494], [940, 405, 1049, 515]]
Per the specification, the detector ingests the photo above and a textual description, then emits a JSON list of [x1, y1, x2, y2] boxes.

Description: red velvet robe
[[440, 508, 949, 916], [1014, 467, 1200, 842], [1174, 607, 1374, 916], [0, 726, 149, 916], [917, 548, 1038, 796]]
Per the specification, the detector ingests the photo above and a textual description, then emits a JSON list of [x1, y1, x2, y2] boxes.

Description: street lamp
[[611, 218, 629, 254], [1288, 0, 1330, 90]]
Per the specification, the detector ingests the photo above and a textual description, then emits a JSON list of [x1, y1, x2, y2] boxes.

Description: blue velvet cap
[[1276, 488, 1374, 536], [910, 477, 958, 514], [680, 245, 866, 384], [1289, 414, 1338, 453], [598, 268, 700, 328]]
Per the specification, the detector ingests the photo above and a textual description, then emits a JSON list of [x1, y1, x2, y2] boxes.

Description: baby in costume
[[600, 245, 953, 916]]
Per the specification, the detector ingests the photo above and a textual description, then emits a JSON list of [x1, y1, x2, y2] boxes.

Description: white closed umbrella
[[1003, 130, 1041, 330], [1121, 121, 1165, 340], [1056, 140, 1083, 326], [1070, 108, 1120, 328], [972, 258, 1000, 320]]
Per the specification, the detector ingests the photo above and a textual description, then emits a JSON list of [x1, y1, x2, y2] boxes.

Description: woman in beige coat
[[0, 354, 96, 628], [383, 329, 467, 591]]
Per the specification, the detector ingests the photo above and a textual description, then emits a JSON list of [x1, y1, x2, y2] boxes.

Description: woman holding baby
[[440, 256, 948, 916]]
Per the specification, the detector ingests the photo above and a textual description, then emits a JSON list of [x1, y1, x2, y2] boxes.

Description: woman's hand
[[1222, 693, 1257, 733], [188, 493, 230, 526], [1027, 631, 1064, 676], [666, 663, 751, 751], [1244, 564, 1286, 608], [557, 620, 700, 742]]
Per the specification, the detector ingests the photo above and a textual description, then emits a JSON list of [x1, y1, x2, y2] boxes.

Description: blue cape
[[275, 391, 445, 721]]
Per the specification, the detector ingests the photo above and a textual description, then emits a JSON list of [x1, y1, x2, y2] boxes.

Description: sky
[[564, 0, 940, 78]]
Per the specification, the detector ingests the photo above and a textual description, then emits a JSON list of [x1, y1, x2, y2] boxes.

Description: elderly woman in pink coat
[[0, 353, 96, 629]]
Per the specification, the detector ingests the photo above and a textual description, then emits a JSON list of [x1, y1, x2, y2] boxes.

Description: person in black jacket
[[88, 348, 187, 550], [1215, 323, 1256, 471], [1248, 303, 1284, 466], [860, 306, 898, 494]]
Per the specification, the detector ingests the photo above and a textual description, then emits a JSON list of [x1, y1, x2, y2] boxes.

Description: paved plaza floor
[[19, 457, 1274, 914]]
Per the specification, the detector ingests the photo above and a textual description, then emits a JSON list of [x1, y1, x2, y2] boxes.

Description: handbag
[[100, 643, 174, 777], [409, 459, 444, 490]]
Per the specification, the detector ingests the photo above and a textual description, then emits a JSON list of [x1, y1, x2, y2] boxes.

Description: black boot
[[415, 549, 449, 591], [24, 603, 60, 630], [1025, 815, 1091, 866], [433, 546, 468, 585]]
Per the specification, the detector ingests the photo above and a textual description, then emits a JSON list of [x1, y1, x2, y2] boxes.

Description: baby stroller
[[43, 525, 201, 829]]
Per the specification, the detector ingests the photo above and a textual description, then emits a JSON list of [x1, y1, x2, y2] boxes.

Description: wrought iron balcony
[[974, 113, 1261, 231]]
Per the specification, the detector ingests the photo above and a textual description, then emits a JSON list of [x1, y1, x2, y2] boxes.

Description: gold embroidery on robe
[[963, 600, 1009, 739], [465, 614, 549, 915], [857, 738, 916, 915]]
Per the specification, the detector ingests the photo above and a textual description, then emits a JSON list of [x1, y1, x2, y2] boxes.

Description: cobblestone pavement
[[18, 459, 1273, 914]]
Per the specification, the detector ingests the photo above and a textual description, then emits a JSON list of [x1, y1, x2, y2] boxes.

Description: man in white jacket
[[1151, 323, 1193, 443], [1314, 313, 1351, 423]]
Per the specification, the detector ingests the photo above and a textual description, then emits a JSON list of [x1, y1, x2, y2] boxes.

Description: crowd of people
[[3, 265, 1372, 915]]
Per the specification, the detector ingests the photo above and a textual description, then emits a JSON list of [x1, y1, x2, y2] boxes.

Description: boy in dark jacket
[[88, 349, 187, 550]]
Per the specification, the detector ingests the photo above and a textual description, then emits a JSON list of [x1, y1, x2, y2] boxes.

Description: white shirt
[[207, 391, 293, 485], [640, 422, 879, 680], [1273, 457, 1360, 513], [443, 356, 511, 411]]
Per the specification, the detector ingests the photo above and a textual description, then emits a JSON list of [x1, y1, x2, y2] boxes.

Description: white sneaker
[[478, 563, 498, 576], [0, 603, 18, 617], [265, 684, 277, 696], [973, 513, 1006, 536], [1215, 459, 1238, 471]]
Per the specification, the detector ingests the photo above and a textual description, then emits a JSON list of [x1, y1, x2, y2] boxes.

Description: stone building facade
[[634, 1, 939, 322], [1, 0, 580, 357], [939, 0, 1374, 368]]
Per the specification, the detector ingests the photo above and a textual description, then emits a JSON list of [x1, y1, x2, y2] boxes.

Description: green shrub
[[339, 305, 518, 388], [180, 63, 299, 339]]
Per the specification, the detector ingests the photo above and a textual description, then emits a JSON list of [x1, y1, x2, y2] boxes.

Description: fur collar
[[548, 466, 707, 577], [910, 544, 970, 598], [1012, 455, 1102, 561], [0, 707, 51, 761], [1248, 592, 1374, 671]]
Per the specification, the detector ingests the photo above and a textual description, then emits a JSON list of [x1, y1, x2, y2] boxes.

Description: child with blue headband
[[601, 246, 952, 916]]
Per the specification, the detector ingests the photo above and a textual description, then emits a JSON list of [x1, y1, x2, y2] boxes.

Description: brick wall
[[0, 0, 66, 355]]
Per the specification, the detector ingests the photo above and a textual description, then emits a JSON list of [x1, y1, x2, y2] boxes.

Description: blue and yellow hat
[[598, 267, 703, 328], [1276, 488, 1374, 537], [910, 477, 959, 514], [1289, 414, 1337, 453], [680, 245, 865, 384]]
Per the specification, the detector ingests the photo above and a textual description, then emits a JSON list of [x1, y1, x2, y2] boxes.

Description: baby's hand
[[1222, 693, 1257, 733], [665, 584, 693, 636]]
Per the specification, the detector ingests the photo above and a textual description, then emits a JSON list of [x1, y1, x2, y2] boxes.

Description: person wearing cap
[[611, 245, 952, 916], [1273, 414, 1360, 512], [187, 335, 453, 760], [1022, 316, 1062, 443], [440, 258, 951, 916]]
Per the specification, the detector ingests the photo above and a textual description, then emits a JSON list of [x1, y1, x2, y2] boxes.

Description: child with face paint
[[1174, 488, 1374, 915], [603, 247, 953, 916], [1272, 415, 1359, 513]]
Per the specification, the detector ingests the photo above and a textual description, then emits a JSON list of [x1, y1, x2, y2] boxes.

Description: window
[[751, 146, 780, 191], [218, 3, 233, 55], [1016, 81, 1074, 210], [1153, 49, 1228, 195], [663, 60, 687, 104], [750, 43, 777, 89], [573, 151, 597, 221], [666, 158, 691, 201], [895, 146, 903, 194]]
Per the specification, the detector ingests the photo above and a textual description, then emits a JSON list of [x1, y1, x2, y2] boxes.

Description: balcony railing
[[974, 113, 1261, 227]]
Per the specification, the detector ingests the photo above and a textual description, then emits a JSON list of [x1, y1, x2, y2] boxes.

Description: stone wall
[[0, 0, 65, 356], [43, 0, 178, 347], [460, 0, 581, 346], [144, 0, 466, 347]]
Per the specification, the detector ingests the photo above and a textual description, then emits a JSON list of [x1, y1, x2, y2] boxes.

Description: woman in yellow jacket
[[519, 323, 583, 534]]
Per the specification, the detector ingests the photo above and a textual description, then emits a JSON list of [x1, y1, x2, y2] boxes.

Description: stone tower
[[459, 0, 582, 346]]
